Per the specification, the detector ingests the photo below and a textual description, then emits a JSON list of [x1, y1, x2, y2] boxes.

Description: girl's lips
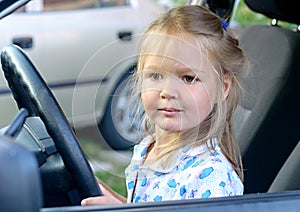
[[158, 108, 182, 116]]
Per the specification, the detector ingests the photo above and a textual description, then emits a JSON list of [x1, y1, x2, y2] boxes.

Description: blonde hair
[[131, 5, 249, 180]]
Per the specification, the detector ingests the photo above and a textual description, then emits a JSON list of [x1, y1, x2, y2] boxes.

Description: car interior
[[233, 0, 300, 194], [0, 0, 30, 19], [0, 0, 300, 211], [0, 134, 42, 211], [1, 43, 102, 208]]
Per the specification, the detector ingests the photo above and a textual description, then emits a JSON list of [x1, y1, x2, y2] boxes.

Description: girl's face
[[141, 34, 220, 133]]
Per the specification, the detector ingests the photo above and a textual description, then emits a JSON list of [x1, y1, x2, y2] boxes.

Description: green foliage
[[95, 171, 127, 197], [173, 0, 186, 5], [153, 0, 185, 7], [154, 0, 299, 31], [231, 0, 271, 28], [78, 137, 129, 198], [231, 0, 298, 30]]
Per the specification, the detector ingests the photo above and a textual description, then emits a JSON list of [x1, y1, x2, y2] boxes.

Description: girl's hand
[[81, 195, 122, 205], [81, 178, 126, 206]]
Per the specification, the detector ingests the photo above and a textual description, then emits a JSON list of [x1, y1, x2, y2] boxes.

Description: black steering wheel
[[0, 44, 103, 202]]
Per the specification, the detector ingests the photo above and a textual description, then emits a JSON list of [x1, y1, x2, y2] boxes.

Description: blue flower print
[[183, 156, 196, 170], [227, 172, 232, 182], [188, 189, 198, 198], [212, 151, 219, 156], [180, 185, 186, 196], [155, 171, 163, 176], [142, 194, 148, 202], [227, 173, 233, 187], [213, 158, 222, 163], [141, 147, 147, 157], [154, 195, 162, 202], [128, 181, 135, 189], [133, 164, 139, 170], [199, 167, 214, 179], [192, 159, 204, 168], [141, 177, 147, 187], [211, 151, 222, 163], [167, 179, 177, 188], [153, 181, 160, 189], [201, 190, 211, 198], [125, 137, 244, 203], [134, 196, 141, 203], [219, 181, 226, 187]]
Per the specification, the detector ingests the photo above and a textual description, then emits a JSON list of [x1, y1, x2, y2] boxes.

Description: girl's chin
[[156, 123, 185, 132], [156, 122, 199, 133]]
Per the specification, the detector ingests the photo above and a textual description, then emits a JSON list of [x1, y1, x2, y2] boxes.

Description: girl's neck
[[143, 127, 200, 167], [154, 126, 199, 147]]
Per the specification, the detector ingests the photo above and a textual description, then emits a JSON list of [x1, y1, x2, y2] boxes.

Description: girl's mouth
[[158, 108, 182, 116]]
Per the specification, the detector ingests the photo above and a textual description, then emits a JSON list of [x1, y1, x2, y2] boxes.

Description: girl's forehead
[[141, 33, 212, 73], [142, 33, 203, 55]]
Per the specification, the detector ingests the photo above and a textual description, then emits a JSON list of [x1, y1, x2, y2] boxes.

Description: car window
[[230, 0, 298, 31], [98, 0, 128, 8], [44, 0, 128, 11], [11, 0, 129, 13]]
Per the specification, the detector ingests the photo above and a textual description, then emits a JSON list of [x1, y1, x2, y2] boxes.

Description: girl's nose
[[160, 90, 175, 99], [159, 79, 178, 99]]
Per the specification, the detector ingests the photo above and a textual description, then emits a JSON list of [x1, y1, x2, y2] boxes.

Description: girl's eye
[[183, 75, 198, 83], [149, 72, 162, 80]]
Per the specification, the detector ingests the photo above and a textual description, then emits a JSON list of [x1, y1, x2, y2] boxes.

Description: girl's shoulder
[[131, 135, 154, 159], [178, 140, 232, 173]]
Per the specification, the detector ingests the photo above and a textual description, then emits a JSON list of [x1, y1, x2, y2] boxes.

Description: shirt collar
[[137, 136, 219, 173]]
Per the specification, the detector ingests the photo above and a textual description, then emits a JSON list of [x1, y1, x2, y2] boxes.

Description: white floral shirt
[[125, 136, 243, 203]]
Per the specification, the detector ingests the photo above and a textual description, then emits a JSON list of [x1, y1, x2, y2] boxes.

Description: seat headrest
[[245, 0, 300, 25]]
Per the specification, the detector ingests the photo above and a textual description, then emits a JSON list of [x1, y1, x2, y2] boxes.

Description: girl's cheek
[[142, 91, 159, 110], [141, 92, 152, 110]]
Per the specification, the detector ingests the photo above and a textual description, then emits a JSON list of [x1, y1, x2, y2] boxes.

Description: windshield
[[0, 0, 30, 19]]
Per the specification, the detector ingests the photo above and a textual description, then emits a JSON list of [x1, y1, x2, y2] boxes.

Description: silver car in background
[[0, 0, 163, 148]]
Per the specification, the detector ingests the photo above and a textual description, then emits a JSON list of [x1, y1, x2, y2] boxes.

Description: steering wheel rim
[[0, 44, 102, 201]]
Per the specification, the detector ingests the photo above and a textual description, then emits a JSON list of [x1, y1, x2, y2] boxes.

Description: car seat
[[233, 0, 300, 193], [268, 140, 300, 193]]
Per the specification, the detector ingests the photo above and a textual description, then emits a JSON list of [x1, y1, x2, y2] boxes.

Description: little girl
[[82, 4, 249, 205]]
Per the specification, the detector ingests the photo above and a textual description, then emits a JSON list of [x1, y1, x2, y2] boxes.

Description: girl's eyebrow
[[144, 64, 205, 74], [143, 65, 158, 70]]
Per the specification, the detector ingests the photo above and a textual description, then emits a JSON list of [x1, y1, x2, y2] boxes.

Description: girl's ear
[[223, 73, 232, 100]]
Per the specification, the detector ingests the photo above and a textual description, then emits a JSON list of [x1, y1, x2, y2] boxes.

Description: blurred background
[[0, 0, 298, 198]]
